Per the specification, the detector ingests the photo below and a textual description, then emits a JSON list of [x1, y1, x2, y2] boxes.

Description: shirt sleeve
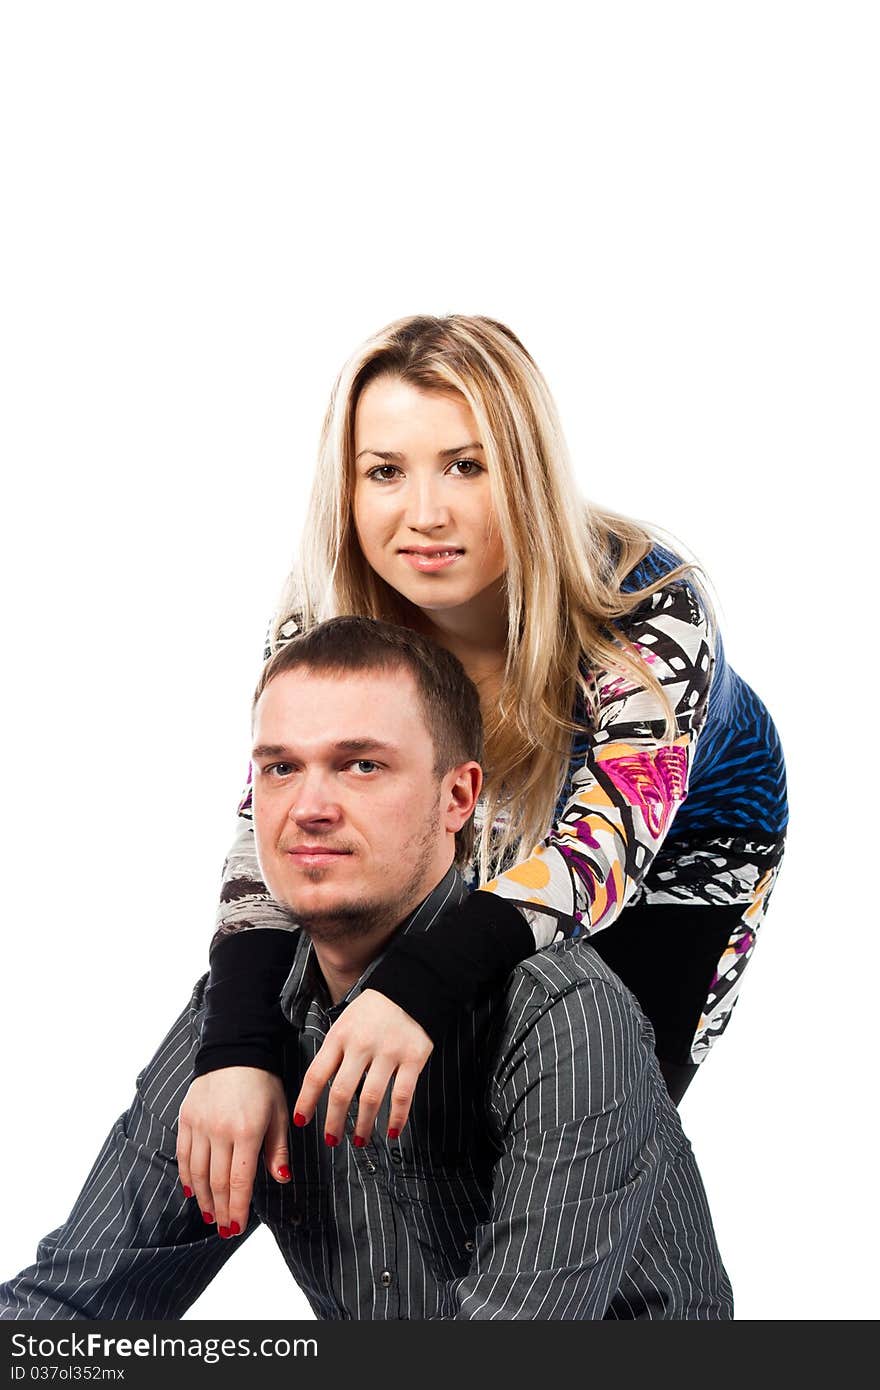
[[0, 982, 249, 1321], [446, 969, 666, 1320], [481, 575, 716, 947]]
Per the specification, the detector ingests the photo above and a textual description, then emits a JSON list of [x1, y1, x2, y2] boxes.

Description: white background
[[1, 2, 877, 1321]]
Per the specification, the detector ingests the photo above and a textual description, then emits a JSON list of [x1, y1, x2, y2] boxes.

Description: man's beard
[[293, 794, 442, 947]]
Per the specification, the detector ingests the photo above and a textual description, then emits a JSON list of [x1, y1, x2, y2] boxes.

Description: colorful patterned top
[[217, 545, 787, 1065]]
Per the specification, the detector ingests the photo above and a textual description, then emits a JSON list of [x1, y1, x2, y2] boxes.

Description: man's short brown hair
[[253, 616, 484, 866]]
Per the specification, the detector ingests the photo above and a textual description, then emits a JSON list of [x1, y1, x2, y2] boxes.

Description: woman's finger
[[227, 1138, 260, 1237], [351, 1057, 397, 1146], [386, 1062, 423, 1140], [322, 1051, 372, 1148], [209, 1138, 234, 1237], [292, 1033, 345, 1127], [176, 1117, 194, 1200], [263, 1095, 292, 1185], [188, 1133, 215, 1227]]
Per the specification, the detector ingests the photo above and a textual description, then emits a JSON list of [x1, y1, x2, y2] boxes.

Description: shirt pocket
[[392, 1167, 493, 1280]]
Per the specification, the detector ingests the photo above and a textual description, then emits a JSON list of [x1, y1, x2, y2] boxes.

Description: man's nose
[[288, 770, 342, 828], [404, 474, 451, 532]]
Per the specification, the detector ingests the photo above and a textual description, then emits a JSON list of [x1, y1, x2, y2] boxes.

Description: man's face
[[251, 665, 467, 940]]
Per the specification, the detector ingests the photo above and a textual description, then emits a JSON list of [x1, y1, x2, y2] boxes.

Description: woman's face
[[352, 376, 507, 619]]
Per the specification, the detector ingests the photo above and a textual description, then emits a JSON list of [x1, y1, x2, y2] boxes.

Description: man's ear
[[442, 761, 483, 833]]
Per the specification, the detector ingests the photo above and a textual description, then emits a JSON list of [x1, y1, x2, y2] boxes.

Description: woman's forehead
[[354, 377, 477, 448]]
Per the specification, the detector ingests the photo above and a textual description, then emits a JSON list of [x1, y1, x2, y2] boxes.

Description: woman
[[177, 314, 787, 1233]]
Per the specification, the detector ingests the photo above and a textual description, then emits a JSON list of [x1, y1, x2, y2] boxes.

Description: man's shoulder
[[510, 937, 629, 1000], [497, 938, 643, 1041], [480, 940, 660, 1114]]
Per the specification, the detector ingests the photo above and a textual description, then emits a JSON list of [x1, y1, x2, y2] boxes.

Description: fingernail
[[229, 1220, 241, 1236], [387, 1128, 400, 1141], [202, 1211, 214, 1224], [277, 1165, 291, 1180], [353, 1135, 366, 1149], [182, 1185, 193, 1199], [218, 1225, 230, 1239], [325, 1133, 339, 1148], [293, 1112, 307, 1127]]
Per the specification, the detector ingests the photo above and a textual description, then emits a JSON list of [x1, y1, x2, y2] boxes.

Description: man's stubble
[[293, 790, 444, 947]]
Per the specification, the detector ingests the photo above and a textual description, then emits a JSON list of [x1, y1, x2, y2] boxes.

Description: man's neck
[[309, 864, 458, 1007], [314, 925, 399, 1006]]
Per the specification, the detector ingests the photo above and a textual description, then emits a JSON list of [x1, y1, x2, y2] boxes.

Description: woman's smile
[[397, 544, 466, 572]]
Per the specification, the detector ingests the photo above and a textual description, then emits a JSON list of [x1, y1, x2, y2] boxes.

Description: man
[[1, 618, 732, 1320]]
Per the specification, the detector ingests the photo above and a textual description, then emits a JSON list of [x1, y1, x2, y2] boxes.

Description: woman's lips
[[398, 547, 464, 572]]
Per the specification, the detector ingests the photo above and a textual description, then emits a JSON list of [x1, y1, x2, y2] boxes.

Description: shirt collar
[[280, 863, 466, 1028]]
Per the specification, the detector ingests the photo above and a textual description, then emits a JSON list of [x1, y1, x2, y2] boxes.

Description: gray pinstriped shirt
[[1, 867, 732, 1320]]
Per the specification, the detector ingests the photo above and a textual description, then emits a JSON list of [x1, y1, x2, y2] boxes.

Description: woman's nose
[[404, 475, 451, 532]]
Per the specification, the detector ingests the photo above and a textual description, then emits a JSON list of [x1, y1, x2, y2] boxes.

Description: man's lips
[[284, 846, 352, 862]]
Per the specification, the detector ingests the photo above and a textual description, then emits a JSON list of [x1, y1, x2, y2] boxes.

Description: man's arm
[[0, 980, 251, 1320], [447, 958, 667, 1321]]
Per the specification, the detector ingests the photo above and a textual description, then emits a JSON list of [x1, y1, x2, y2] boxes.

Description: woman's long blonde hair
[[276, 314, 704, 879]]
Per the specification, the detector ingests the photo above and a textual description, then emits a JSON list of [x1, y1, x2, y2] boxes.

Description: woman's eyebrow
[[439, 442, 483, 457], [355, 442, 484, 461]]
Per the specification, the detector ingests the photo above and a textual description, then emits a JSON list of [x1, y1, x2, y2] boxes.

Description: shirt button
[[464, 1240, 476, 1253], [365, 1161, 377, 1174], [379, 1269, 393, 1288], [390, 1149, 402, 1165]]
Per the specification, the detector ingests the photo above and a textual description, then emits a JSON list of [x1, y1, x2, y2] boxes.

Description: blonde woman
[[177, 315, 787, 1239]]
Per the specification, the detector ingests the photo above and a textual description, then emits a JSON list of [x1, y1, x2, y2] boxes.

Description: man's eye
[[447, 457, 484, 477], [365, 464, 402, 483], [266, 763, 294, 777], [349, 759, 379, 774]]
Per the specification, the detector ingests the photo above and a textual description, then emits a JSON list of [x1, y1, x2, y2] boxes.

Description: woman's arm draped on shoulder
[[193, 616, 303, 1079], [366, 572, 716, 1034], [482, 574, 716, 946]]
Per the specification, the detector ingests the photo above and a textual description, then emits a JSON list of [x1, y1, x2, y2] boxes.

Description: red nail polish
[[277, 1165, 291, 1180], [325, 1133, 339, 1148], [387, 1128, 400, 1141], [229, 1220, 241, 1235], [293, 1112, 307, 1127], [182, 1185, 193, 1199], [219, 1226, 230, 1239], [353, 1135, 366, 1149], [202, 1211, 214, 1224]]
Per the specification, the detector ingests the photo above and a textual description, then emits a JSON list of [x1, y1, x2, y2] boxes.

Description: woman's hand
[[176, 1068, 290, 1237], [294, 989, 433, 1145]]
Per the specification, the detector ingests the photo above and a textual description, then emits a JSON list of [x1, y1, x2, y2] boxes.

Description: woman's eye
[[365, 464, 402, 483], [448, 457, 483, 477]]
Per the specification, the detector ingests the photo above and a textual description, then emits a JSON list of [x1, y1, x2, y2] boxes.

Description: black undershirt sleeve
[[364, 892, 535, 1038], [192, 893, 536, 1077], [193, 928, 298, 1079]]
